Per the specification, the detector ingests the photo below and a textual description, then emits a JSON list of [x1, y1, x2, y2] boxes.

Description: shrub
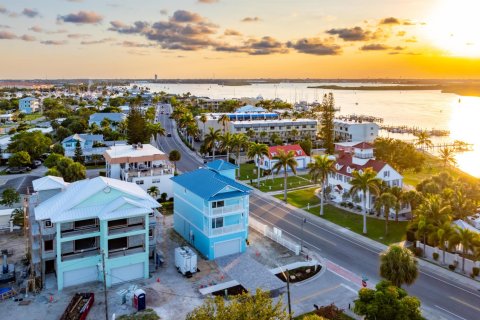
[[347, 202, 354, 209], [432, 252, 439, 261], [472, 267, 479, 277], [448, 264, 456, 271], [356, 205, 362, 211], [340, 202, 347, 207], [414, 247, 423, 257]]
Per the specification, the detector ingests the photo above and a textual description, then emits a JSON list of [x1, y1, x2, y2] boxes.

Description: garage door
[[214, 238, 241, 258], [64, 266, 98, 288], [110, 263, 144, 285]]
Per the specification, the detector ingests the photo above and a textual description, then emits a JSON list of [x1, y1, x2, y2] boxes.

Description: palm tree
[[199, 113, 208, 139], [272, 150, 298, 201], [186, 123, 199, 145], [349, 168, 382, 234], [168, 149, 181, 174], [379, 245, 418, 287], [374, 192, 397, 236], [204, 127, 222, 160], [246, 128, 255, 139], [449, 227, 477, 273], [219, 132, 234, 162], [147, 122, 166, 144], [217, 114, 230, 133], [259, 131, 268, 142], [415, 131, 433, 152], [308, 155, 335, 216], [431, 222, 456, 265], [247, 142, 269, 188], [147, 186, 159, 199], [401, 190, 423, 221], [231, 133, 249, 178], [270, 132, 280, 145], [389, 186, 404, 222], [439, 146, 457, 167]]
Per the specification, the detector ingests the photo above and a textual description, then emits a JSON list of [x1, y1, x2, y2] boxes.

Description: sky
[[1, 0, 480, 79]]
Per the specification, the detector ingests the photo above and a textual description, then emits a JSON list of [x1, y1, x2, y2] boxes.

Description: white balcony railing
[[208, 204, 244, 216], [210, 223, 245, 236]]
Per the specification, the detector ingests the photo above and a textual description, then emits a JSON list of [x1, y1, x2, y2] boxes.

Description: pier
[[381, 125, 450, 137]]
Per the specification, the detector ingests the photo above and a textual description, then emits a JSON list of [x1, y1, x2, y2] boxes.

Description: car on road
[[33, 160, 42, 167], [167, 133, 172, 137], [6, 166, 31, 174]]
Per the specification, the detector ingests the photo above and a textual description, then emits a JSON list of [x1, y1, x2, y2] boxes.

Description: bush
[[448, 264, 456, 271], [340, 202, 347, 207], [432, 252, 439, 261], [356, 205, 362, 211], [472, 267, 479, 277], [347, 202, 354, 209], [414, 247, 423, 257]]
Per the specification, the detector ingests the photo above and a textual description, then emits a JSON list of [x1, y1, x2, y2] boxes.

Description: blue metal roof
[[206, 160, 238, 171], [171, 168, 251, 200]]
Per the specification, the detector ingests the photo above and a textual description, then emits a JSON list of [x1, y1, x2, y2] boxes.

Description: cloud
[[20, 34, 36, 41], [380, 17, 400, 25], [403, 20, 415, 26], [287, 38, 342, 55], [397, 31, 406, 37], [127, 50, 149, 56], [68, 33, 91, 39], [198, 0, 219, 3], [109, 21, 149, 34], [29, 25, 43, 33], [80, 38, 115, 45], [160, 9, 168, 15], [58, 11, 103, 24], [360, 43, 389, 51], [0, 24, 10, 29], [405, 37, 417, 43], [224, 29, 242, 36], [0, 6, 7, 14], [22, 8, 39, 18], [171, 10, 203, 23], [41, 40, 68, 45], [119, 40, 155, 48], [0, 31, 17, 39], [216, 36, 287, 55], [326, 26, 374, 41], [241, 17, 261, 23]]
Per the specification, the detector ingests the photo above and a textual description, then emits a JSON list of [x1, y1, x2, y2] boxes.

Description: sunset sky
[[1, 0, 480, 79]]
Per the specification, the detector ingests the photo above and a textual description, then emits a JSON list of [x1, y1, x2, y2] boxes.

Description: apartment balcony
[[122, 166, 174, 181], [108, 246, 145, 259], [207, 204, 244, 216], [108, 224, 145, 236], [61, 248, 99, 262], [210, 223, 245, 236], [61, 226, 100, 238]]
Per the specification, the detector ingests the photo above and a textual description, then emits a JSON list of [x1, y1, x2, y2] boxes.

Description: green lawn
[[238, 163, 257, 180], [279, 188, 408, 245], [23, 113, 43, 121], [403, 153, 478, 186], [251, 174, 314, 192]]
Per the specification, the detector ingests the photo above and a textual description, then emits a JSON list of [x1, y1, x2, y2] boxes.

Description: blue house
[[19, 97, 39, 114], [171, 160, 251, 260]]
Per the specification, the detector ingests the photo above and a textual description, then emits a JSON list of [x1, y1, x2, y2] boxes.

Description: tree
[[246, 128, 255, 139], [147, 122, 166, 143], [11, 208, 24, 228], [272, 150, 298, 201], [439, 146, 457, 167], [354, 280, 422, 320], [44, 153, 63, 168], [308, 155, 335, 216], [147, 186, 160, 199], [44, 154, 86, 182], [204, 127, 222, 160], [199, 113, 208, 139], [1, 188, 20, 207], [231, 133, 249, 177], [217, 114, 230, 133], [414, 131, 433, 152], [247, 142, 269, 188], [186, 289, 288, 320], [73, 140, 84, 164], [319, 93, 336, 154], [374, 192, 397, 235], [299, 138, 312, 156], [169, 150, 181, 174], [449, 227, 478, 273], [431, 222, 456, 265], [380, 245, 418, 287], [7, 130, 52, 160], [349, 168, 382, 234], [401, 190, 423, 221], [8, 151, 31, 167], [389, 186, 404, 222], [45, 167, 62, 177], [127, 105, 148, 144], [63, 161, 86, 182], [219, 132, 234, 162]]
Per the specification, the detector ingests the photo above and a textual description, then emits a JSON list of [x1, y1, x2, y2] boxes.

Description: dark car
[[6, 167, 31, 174], [167, 133, 172, 137]]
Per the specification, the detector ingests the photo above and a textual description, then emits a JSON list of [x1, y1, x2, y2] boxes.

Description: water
[[143, 82, 480, 178]]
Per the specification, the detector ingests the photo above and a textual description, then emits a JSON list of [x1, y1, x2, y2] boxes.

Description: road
[[155, 104, 480, 320]]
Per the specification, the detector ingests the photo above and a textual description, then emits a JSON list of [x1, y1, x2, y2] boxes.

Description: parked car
[[167, 133, 172, 137], [6, 167, 31, 174], [33, 160, 42, 166]]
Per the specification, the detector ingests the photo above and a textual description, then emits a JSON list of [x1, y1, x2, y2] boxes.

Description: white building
[[256, 144, 311, 171], [232, 118, 317, 142], [19, 97, 40, 114], [329, 142, 403, 212], [104, 143, 174, 197], [333, 119, 379, 142]]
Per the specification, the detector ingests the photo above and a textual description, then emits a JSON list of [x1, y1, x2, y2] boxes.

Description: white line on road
[[340, 283, 358, 294], [434, 305, 467, 320]]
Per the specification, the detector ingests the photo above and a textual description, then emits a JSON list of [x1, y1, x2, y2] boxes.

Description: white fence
[[249, 217, 301, 255], [416, 241, 480, 274]]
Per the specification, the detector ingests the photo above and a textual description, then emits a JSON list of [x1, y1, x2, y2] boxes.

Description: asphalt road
[[155, 104, 480, 320]]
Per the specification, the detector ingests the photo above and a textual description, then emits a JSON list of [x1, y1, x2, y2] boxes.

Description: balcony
[[208, 204, 244, 216], [61, 226, 100, 238], [211, 223, 245, 236], [61, 248, 99, 262], [122, 166, 174, 181], [108, 224, 145, 236], [108, 246, 145, 259]]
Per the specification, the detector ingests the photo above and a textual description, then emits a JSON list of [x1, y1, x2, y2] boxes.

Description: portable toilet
[[133, 289, 146, 311]]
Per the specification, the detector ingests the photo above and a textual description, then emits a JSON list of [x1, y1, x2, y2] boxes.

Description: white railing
[[249, 217, 300, 255], [208, 204, 244, 216], [211, 223, 244, 236]]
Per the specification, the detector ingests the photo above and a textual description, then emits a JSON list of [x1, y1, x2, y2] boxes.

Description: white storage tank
[[174, 246, 198, 277]]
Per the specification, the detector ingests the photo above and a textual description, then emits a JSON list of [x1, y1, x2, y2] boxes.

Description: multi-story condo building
[[171, 160, 252, 260], [28, 176, 159, 290], [232, 118, 317, 142], [19, 97, 40, 114], [104, 143, 174, 197], [333, 119, 380, 142]]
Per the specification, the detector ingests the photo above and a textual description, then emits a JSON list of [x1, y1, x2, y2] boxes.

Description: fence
[[249, 217, 301, 255], [416, 241, 480, 274]]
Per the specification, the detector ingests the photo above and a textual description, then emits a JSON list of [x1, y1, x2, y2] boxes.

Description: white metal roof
[[34, 176, 159, 222], [104, 143, 165, 159], [32, 176, 69, 192]]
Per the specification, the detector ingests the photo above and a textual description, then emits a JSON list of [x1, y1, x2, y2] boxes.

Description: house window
[[152, 179, 160, 183], [44, 240, 53, 252], [108, 218, 127, 229], [74, 237, 96, 251], [270, 126, 275, 130], [44, 220, 52, 228], [108, 237, 128, 251], [383, 171, 390, 178], [136, 180, 144, 185], [149, 228, 154, 238], [74, 219, 97, 230], [212, 201, 225, 208], [211, 217, 224, 229], [149, 211, 155, 217]]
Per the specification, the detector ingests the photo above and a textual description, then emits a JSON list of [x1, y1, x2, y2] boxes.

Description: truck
[[60, 293, 95, 320]]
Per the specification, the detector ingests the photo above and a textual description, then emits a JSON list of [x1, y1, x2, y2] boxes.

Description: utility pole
[[286, 268, 292, 320], [101, 250, 108, 320], [300, 217, 307, 253]]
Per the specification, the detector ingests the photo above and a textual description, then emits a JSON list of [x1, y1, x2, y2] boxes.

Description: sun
[[425, 0, 480, 57]]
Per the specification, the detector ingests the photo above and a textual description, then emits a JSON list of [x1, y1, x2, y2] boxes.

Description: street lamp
[[300, 217, 307, 253], [275, 263, 292, 320]]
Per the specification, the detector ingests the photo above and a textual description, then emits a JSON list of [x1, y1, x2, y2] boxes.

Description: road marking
[[340, 283, 358, 294], [449, 296, 480, 312], [434, 305, 467, 320], [293, 284, 341, 304]]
